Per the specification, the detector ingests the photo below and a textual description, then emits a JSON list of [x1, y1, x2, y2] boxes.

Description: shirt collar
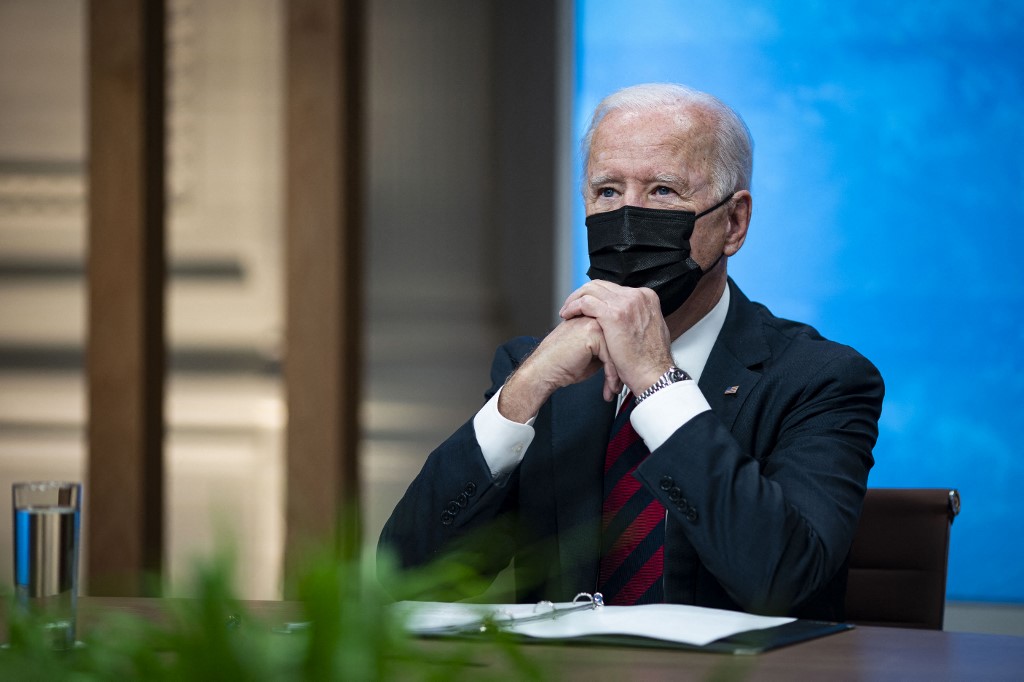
[[669, 284, 730, 384]]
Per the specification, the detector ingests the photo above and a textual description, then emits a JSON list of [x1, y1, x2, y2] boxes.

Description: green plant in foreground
[[1, 549, 548, 681]]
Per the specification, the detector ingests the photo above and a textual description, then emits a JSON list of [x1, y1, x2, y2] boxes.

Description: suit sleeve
[[376, 337, 538, 590], [635, 345, 884, 615]]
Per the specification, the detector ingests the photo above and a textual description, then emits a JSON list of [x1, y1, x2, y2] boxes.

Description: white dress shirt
[[474, 286, 731, 479]]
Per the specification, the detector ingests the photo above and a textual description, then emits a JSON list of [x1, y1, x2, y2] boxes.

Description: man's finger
[[560, 293, 610, 320], [559, 280, 625, 317], [603, 369, 623, 402]]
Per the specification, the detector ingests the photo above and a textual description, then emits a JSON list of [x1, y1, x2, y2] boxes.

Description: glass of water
[[12, 481, 82, 650]]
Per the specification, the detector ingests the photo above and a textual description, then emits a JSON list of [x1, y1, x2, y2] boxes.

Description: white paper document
[[394, 601, 795, 647]]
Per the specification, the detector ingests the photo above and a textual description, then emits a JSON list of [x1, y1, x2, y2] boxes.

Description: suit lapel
[[699, 280, 771, 430]]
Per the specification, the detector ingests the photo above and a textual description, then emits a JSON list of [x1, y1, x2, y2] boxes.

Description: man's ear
[[723, 190, 752, 256]]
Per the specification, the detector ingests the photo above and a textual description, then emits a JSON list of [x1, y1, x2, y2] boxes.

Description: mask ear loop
[[699, 252, 725, 275], [695, 192, 735, 219], [692, 193, 733, 276]]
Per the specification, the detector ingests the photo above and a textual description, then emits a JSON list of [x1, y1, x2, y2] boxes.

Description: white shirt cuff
[[630, 379, 710, 452], [473, 385, 536, 479]]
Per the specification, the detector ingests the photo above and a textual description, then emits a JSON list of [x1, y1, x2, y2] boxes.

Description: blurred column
[[284, 0, 365, 581], [86, 0, 166, 596]]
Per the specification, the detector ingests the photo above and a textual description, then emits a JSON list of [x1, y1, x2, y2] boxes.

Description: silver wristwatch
[[634, 366, 690, 404]]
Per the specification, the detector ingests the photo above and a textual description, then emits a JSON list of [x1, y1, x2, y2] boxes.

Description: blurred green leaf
[[1, 537, 550, 681]]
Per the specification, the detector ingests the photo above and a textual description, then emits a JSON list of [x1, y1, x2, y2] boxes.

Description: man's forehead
[[587, 107, 714, 183], [595, 105, 705, 140]]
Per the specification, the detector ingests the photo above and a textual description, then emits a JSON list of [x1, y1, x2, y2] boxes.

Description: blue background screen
[[573, 0, 1024, 602]]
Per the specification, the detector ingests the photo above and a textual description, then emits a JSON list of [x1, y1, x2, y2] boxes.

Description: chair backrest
[[844, 488, 960, 630]]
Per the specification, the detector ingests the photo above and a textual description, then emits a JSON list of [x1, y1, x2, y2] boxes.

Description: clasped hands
[[497, 281, 675, 424]]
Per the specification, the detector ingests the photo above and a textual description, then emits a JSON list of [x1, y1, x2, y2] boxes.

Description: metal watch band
[[634, 366, 690, 405]]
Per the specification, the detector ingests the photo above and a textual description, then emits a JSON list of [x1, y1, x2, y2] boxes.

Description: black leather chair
[[844, 488, 960, 630]]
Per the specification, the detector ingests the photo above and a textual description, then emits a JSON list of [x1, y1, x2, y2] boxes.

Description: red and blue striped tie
[[596, 394, 665, 605]]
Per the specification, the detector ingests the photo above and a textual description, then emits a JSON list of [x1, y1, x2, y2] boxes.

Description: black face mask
[[586, 194, 733, 317]]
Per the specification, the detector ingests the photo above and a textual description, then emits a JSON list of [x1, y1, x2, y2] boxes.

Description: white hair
[[581, 83, 754, 198]]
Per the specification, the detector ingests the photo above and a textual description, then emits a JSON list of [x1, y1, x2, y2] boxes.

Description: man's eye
[[654, 186, 672, 196], [599, 188, 616, 198]]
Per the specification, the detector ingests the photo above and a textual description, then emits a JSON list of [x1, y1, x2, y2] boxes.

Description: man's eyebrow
[[587, 173, 618, 188], [652, 172, 687, 186], [653, 172, 702, 198]]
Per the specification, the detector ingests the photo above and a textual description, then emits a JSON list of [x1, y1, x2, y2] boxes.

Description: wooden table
[[530, 624, 1024, 681], [10, 598, 1024, 680]]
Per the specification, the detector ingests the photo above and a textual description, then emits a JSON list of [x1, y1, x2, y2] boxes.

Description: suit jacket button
[[659, 476, 674, 491], [686, 507, 699, 523], [668, 487, 682, 502], [446, 501, 461, 515], [441, 511, 454, 526], [456, 492, 469, 508], [465, 482, 477, 495]]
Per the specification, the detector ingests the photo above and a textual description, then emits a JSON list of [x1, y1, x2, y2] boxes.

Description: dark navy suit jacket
[[379, 280, 884, 620]]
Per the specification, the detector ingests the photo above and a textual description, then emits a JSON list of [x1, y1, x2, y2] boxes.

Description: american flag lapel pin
[[724, 385, 740, 395]]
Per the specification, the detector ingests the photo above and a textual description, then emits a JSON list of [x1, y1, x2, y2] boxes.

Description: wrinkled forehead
[[587, 104, 719, 179]]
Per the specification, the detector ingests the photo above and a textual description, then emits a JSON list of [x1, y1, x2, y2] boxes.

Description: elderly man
[[379, 83, 883, 620]]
